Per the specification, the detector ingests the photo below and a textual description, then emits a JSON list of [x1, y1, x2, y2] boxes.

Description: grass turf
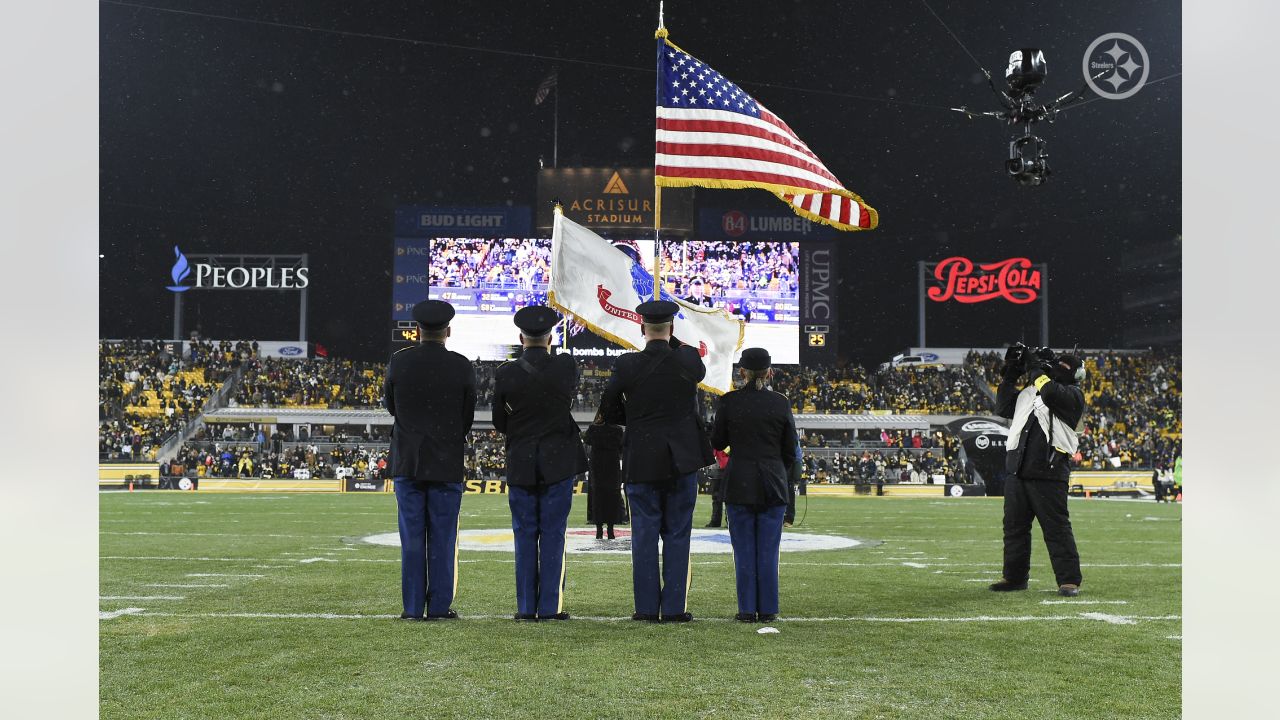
[[100, 491, 1181, 719]]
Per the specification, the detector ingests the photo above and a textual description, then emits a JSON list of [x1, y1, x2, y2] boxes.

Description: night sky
[[99, 0, 1181, 365]]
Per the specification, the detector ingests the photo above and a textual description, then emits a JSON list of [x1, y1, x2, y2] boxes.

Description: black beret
[[636, 299, 679, 323], [739, 347, 771, 371], [514, 305, 560, 337], [412, 300, 455, 330]]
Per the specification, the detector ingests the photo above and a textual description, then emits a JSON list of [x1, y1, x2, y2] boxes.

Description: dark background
[[99, 0, 1181, 365]]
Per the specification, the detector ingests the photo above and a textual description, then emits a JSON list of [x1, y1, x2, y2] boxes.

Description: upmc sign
[[927, 257, 1042, 304], [800, 241, 839, 362]]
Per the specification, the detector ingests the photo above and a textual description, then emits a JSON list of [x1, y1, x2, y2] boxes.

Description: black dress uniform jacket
[[492, 346, 588, 486], [584, 422, 628, 524], [710, 385, 798, 507], [384, 342, 477, 483], [995, 367, 1086, 482], [599, 338, 715, 484]]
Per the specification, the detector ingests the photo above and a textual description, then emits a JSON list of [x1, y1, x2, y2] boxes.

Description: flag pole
[[553, 80, 559, 168], [653, 1, 666, 301]]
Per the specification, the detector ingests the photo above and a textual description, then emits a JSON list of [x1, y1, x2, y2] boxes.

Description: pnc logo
[[602, 171, 630, 194]]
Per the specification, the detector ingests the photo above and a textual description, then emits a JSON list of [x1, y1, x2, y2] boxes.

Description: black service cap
[[514, 305, 560, 337], [739, 347, 771, 371], [412, 300, 455, 330], [636, 299, 679, 323]]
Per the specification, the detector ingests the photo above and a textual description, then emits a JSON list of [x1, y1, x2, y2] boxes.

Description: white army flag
[[547, 209, 744, 394]]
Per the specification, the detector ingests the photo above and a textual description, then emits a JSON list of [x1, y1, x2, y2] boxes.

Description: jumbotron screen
[[411, 237, 799, 362]]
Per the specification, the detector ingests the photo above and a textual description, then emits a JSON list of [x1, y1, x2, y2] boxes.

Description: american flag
[[534, 70, 557, 106], [655, 37, 877, 231]]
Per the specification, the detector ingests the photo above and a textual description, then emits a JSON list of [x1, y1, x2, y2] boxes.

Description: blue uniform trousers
[[625, 473, 698, 617], [394, 478, 463, 617], [726, 503, 786, 616], [507, 476, 575, 617]]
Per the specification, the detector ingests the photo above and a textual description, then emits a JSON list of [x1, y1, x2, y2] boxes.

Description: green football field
[[99, 491, 1181, 719]]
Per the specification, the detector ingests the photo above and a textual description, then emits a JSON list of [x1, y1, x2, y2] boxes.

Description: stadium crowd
[[98, 340, 241, 460], [660, 240, 799, 322], [428, 238, 551, 290], [102, 340, 1182, 476]]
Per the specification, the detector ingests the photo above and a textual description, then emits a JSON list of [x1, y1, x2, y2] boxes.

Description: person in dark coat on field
[[709, 348, 799, 623], [493, 306, 588, 621], [385, 300, 477, 621], [989, 345, 1087, 598], [584, 412, 628, 540], [599, 300, 715, 623]]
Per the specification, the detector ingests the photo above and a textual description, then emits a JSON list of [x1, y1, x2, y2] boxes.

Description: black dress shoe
[[607, 526, 616, 540], [704, 522, 721, 528], [631, 612, 660, 623], [538, 612, 571, 621], [398, 612, 424, 622], [758, 613, 778, 623], [513, 613, 538, 622], [661, 612, 693, 623], [1057, 584, 1080, 597], [735, 612, 757, 623], [424, 609, 460, 621], [989, 579, 1029, 592]]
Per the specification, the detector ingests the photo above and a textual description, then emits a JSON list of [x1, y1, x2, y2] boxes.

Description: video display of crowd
[[424, 237, 800, 362]]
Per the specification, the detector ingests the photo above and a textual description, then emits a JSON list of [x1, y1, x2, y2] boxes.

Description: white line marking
[[1167, 635, 1182, 640], [299, 557, 337, 564], [1042, 600, 1129, 605], [102, 556, 273, 562], [901, 562, 928, 568], [186, 573, 264, 578], [114, 611, 1183, 624], [100, 596, 184, 601], [103, 527, 322, 532], [144, 583, 230, 588], [99, 608, 146, 620], [1079, 612, 1139, 625]]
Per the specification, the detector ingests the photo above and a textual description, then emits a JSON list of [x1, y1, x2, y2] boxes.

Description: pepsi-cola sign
[[927, 257, 1041, 304]]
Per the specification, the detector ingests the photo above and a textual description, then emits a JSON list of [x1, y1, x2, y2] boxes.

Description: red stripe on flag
[[859, 204, 870, 227], [839, 196, 854, 226], [656, 166, 831, 192], [656, 142, 840, 184], [656, 118, 821, 162], [819, 193, 833, 219]]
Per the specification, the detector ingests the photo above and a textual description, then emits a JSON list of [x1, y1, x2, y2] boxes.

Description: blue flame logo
[[166, 246, 192, 292]]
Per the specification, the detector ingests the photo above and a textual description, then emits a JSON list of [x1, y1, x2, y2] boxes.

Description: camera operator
[[989, 345, 1087, 597]]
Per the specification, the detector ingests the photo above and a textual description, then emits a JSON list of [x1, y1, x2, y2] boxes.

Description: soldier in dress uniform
[[709, 348, 798, 623], [599, 300, 715, 623], [493, 306, 588, 621], [385, 300, 477, 621]]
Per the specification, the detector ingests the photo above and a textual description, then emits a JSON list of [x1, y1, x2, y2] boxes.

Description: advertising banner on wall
[[698, 207, 842, 241], [394, 206, 532, 238], [800, 240, 839, 363], [535, 167, 694, 232]]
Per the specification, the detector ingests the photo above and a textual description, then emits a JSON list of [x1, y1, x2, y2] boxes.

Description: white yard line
[[101, 531, 322, 538], [102, 610, 1182, 624], [1041, 600, 1129, 605], [100, 596, 184, 601], [186, 573, 265, 578], [144, 583, 230, 588], [99, 608, 146, 619]]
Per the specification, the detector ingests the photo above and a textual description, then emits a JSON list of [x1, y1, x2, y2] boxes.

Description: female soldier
[[709, 348, 799, 623], [584, 412, 628, 539]]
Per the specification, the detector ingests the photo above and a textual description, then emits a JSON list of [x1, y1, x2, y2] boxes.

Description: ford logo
[[279, 346, 303, 356]]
